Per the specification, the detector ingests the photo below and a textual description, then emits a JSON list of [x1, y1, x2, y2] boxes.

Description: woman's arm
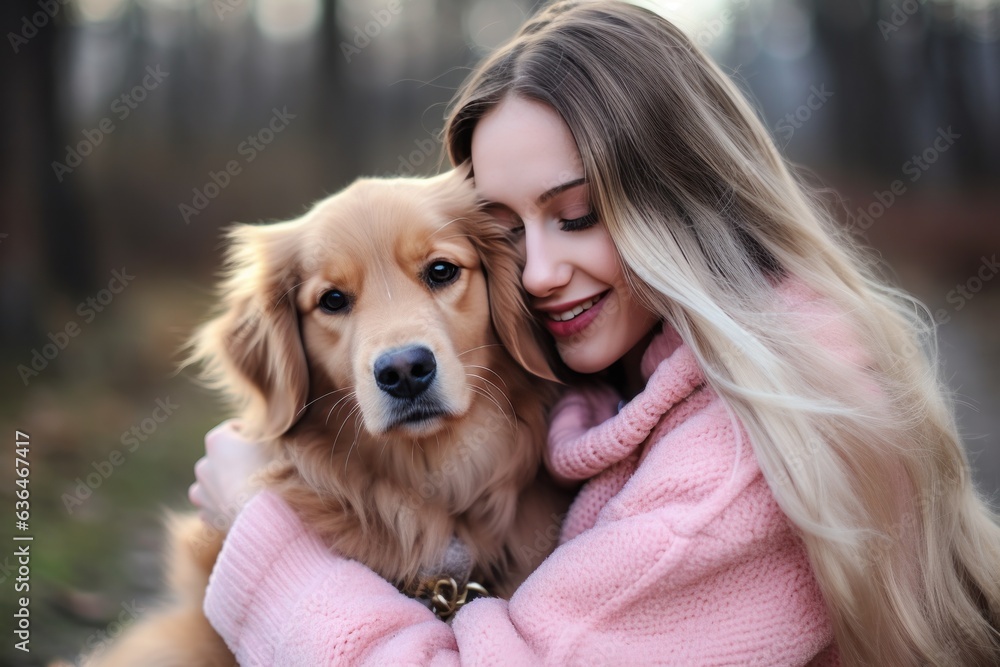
[[204, 478, 836, 665], [198, 375, 838, 666], [203, 490, 461, 666]]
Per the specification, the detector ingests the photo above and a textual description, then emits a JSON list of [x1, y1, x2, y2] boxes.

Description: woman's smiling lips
[[538, 291, 610, 338]]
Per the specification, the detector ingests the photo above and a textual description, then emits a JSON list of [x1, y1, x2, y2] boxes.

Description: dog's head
[[187, 167, 556, 443]]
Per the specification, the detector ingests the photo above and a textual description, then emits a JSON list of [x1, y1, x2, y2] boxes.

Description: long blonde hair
[[444, 1, 1000, 664]]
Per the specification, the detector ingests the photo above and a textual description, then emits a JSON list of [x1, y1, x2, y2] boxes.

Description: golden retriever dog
[[85, 167, 571, 666]]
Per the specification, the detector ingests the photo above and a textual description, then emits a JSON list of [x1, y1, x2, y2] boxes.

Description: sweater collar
[[546, 322, 705, 482]]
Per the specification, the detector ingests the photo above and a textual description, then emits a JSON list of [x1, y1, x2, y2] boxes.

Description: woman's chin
[[556, 344, 614, 375]]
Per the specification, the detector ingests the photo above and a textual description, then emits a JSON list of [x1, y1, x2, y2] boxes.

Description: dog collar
[[406, 536, 490, 620], [414, 576, 489, 620]]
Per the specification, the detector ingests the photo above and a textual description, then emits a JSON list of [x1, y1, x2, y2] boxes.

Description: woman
[[190, 1, 1000, 664]]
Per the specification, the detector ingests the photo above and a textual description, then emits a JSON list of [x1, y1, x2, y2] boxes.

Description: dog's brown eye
[[424, 261, 459, 288], [319, 290, 349, 313]]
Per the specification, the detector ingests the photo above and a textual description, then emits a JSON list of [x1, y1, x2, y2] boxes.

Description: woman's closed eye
[[484, 205, 598, 236], [559, 210, 598, 232]]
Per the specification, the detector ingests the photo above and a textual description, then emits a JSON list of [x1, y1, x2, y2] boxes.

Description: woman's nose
[[521, 226, 571, 298]]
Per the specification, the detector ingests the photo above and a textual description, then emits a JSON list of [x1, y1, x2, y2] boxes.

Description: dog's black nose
[[374, 346, 437, 399]]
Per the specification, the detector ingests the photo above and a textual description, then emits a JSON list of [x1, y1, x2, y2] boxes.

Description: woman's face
[[470, 95, 659, 374]]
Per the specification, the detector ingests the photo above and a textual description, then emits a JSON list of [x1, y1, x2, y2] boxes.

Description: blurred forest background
[[1, 0, 998, 664]]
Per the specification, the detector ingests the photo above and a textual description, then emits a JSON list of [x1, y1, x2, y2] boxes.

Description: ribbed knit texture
[[204, 282, 846, 666]]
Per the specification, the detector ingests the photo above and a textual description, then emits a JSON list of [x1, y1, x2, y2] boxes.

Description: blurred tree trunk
[[3, 0, 96, 308], [37, 6, 97, 301]]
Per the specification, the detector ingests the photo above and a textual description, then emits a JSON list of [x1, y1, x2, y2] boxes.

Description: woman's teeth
[[548, 294, 602, 322]]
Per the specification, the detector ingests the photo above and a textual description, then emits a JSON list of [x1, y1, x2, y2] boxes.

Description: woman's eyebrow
[[537, 177, 586, 204], [477, 177, 587, 209]]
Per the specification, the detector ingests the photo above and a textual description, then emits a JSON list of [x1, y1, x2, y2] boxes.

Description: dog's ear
[[183, 221, 310, 441], [434, 165, 561, 382], [461, 213, 562, 384]]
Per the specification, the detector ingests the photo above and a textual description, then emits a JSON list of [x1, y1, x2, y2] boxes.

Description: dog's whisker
[[374, 427, 392, 464], [433, 431, 443, 476], [465, 371, 514, 413], [328, 398, 361, 471], [432, 232, 480, 244], [333, 403, 363, 469], [435, 430, 447, 484], [300, 386, 356, 416], [325, 391, 359, 423], [332, 399, 361, 446], [326, 404, 359, 469], [457, 343, 503, 357], [344, 408, 365, 475], [468, 378, 517, 432], [444, 418, 458, 457], [468, 384, 501, 410], [427, 217, 465, 240], [270, 279, 308, 314], [474, 374, 516, 417], [464, 363, 508, 390], [468, 384, 516, 434], [325, 392, 352, 427]]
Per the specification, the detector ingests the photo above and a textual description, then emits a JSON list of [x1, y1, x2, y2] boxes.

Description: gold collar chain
[[419, 577, 489, 621]]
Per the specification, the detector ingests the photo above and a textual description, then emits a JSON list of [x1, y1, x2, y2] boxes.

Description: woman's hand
[[188, 419, 271, 530]]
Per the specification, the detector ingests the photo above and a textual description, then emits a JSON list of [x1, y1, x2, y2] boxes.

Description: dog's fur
[[84, 168, 572, 667]]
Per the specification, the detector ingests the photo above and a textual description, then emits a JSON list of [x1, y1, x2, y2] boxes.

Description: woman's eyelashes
[[494, 209, 599, 236], [559, 210, 598, 232]]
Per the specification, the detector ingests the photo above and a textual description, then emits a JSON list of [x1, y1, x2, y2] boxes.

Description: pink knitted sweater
[[204, 285, 845, 666]]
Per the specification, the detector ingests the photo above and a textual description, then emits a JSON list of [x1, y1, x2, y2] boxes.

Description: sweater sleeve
[[204, 490, 458, 667], [205, 484, 835, 666]]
